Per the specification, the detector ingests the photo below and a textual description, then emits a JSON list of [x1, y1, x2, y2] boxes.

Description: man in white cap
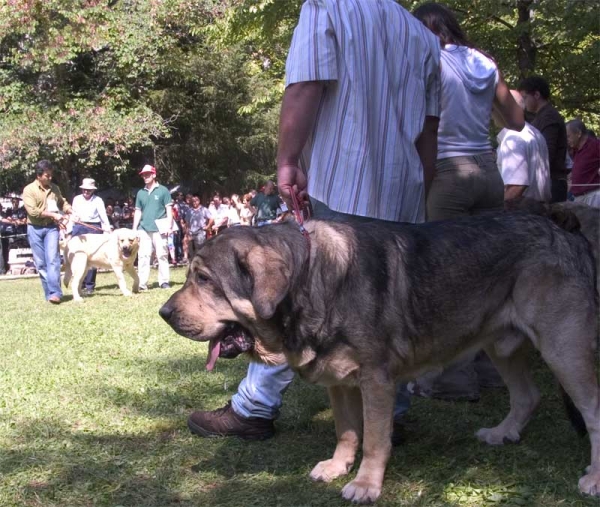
[[70, 177, 112, 295], [132, 164, 173, 290]]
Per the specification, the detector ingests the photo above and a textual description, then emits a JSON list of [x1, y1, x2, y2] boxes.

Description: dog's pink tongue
[[206, 339, 221, 371]]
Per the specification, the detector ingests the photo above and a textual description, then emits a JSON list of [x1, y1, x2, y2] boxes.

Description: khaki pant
[[427, 152, 504, 221], [419, 152, 505, 399], [138, 229, 169, 287]]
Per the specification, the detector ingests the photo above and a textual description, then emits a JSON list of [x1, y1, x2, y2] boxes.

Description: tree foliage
[[0, 0, 277, 196], [0, 0, 597, 197]]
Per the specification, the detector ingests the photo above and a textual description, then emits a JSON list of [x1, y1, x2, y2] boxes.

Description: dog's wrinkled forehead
[[118, 230, 139, 246], [191, 236, 242, 276]]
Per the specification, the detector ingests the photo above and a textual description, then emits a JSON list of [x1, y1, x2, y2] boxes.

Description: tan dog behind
[[505, 198, 600, 286], [63, 228, 140, 302], [160, 214, 599, 503]]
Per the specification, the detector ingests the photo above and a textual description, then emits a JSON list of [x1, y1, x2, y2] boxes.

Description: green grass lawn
[[0, 269, 597, 506]]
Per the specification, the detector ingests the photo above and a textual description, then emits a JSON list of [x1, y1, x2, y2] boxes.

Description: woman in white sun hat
[[70, 178, 112, 296]]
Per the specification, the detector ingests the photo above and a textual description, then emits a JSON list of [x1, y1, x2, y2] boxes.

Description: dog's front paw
[[122, 290, 133, 297], [309, 458, 352, 483], [579, 465, 600, 496], [132, 285, 139, 293], [475, 427, 520, 445], [341, 478, 381, 504], [73, 297, 84, 304]]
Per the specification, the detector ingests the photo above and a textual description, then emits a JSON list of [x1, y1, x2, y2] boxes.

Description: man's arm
[[504, 185, 527, 201], [217, 215, 228, 228], [58, 189, 72, 215], [493, 75, 525, 131], [415, 116, 439, 198], [276, 81, 325, 206], [132, 209, 142, 231], [498, 133, 530, 201], [165, 204, 173, 232], [97, 198, 112, 232]]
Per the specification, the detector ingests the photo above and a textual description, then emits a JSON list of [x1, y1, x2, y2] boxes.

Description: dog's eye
[[237, 259, 250, 279], [196, 272, 210, 284]]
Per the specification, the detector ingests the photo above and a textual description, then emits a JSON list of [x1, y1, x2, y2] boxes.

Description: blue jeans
[[27, 224, 62, 300], [231, 198, 411, 420]]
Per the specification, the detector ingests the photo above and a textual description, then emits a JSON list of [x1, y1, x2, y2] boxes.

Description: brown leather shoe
[[48, 295, 61, 304], [188, 402, 275, 440]]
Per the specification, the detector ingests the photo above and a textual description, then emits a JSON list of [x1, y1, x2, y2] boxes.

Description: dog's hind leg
[[310, 385, 362, 483], [70, 253, 88, 302], [476, 339, 540, 445], [63, 259, 72, 288], [536, 322, 600, 497]]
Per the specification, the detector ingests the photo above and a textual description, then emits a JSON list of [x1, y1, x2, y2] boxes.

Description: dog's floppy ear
[[549, 207, 581, 233], [246, 245, 291, 320]]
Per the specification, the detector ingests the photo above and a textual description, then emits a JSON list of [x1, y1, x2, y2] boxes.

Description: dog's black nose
[[159, 303, 173, 322]]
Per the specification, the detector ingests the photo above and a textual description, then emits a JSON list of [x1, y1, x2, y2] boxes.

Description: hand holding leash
[[52, 213, 69, 230], [277, 163, 308, 211]]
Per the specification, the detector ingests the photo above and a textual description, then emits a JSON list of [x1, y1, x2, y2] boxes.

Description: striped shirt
[[286, 0, 441, 223]]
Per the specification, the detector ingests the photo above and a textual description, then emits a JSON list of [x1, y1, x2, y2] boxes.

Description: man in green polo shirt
[[132, 164, 173, 290]]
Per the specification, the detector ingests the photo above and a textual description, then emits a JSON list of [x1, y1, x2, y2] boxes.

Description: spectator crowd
[[0, 173, 289, 277]]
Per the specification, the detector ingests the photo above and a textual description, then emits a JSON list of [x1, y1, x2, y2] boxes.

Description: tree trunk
[[516, 0, 536, 78]]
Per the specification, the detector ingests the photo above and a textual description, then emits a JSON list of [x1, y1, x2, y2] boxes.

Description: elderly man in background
[[70, 178, 112, 296], [22, 160, 73, 304], [495, 91, 551, 203], [566, 118, 600, 208]]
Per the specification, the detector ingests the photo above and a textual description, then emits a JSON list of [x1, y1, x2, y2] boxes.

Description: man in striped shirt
[[188, 0, 441, 443]]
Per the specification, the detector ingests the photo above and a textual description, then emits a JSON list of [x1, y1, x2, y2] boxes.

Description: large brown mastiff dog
[[160, 213, 600, 503]]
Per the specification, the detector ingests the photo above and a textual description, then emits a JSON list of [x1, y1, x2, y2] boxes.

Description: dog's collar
[[290, 192, 311, 253], [297, 222, 311, 252]]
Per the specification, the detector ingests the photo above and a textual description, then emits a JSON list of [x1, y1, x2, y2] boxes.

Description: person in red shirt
[[567, 119, 600, 208]]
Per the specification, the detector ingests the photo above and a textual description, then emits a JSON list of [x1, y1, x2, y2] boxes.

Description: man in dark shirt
[[249, 180, 280, 225], [518, 76, 568, 202], [566, 118, 600, 208]]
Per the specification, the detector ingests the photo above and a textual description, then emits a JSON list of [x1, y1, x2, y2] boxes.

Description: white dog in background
[[63, 229, 140, 302]]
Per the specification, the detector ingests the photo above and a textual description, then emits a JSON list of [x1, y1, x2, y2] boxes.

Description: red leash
[[70, 219, 106, 233], [290, 192, 311, 251]]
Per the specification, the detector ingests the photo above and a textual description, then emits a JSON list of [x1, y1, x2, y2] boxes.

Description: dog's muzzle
[[159, 302, 254, 371]]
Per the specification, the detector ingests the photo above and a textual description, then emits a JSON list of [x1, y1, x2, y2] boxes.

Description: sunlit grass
[[0, 269, 596, 506]]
